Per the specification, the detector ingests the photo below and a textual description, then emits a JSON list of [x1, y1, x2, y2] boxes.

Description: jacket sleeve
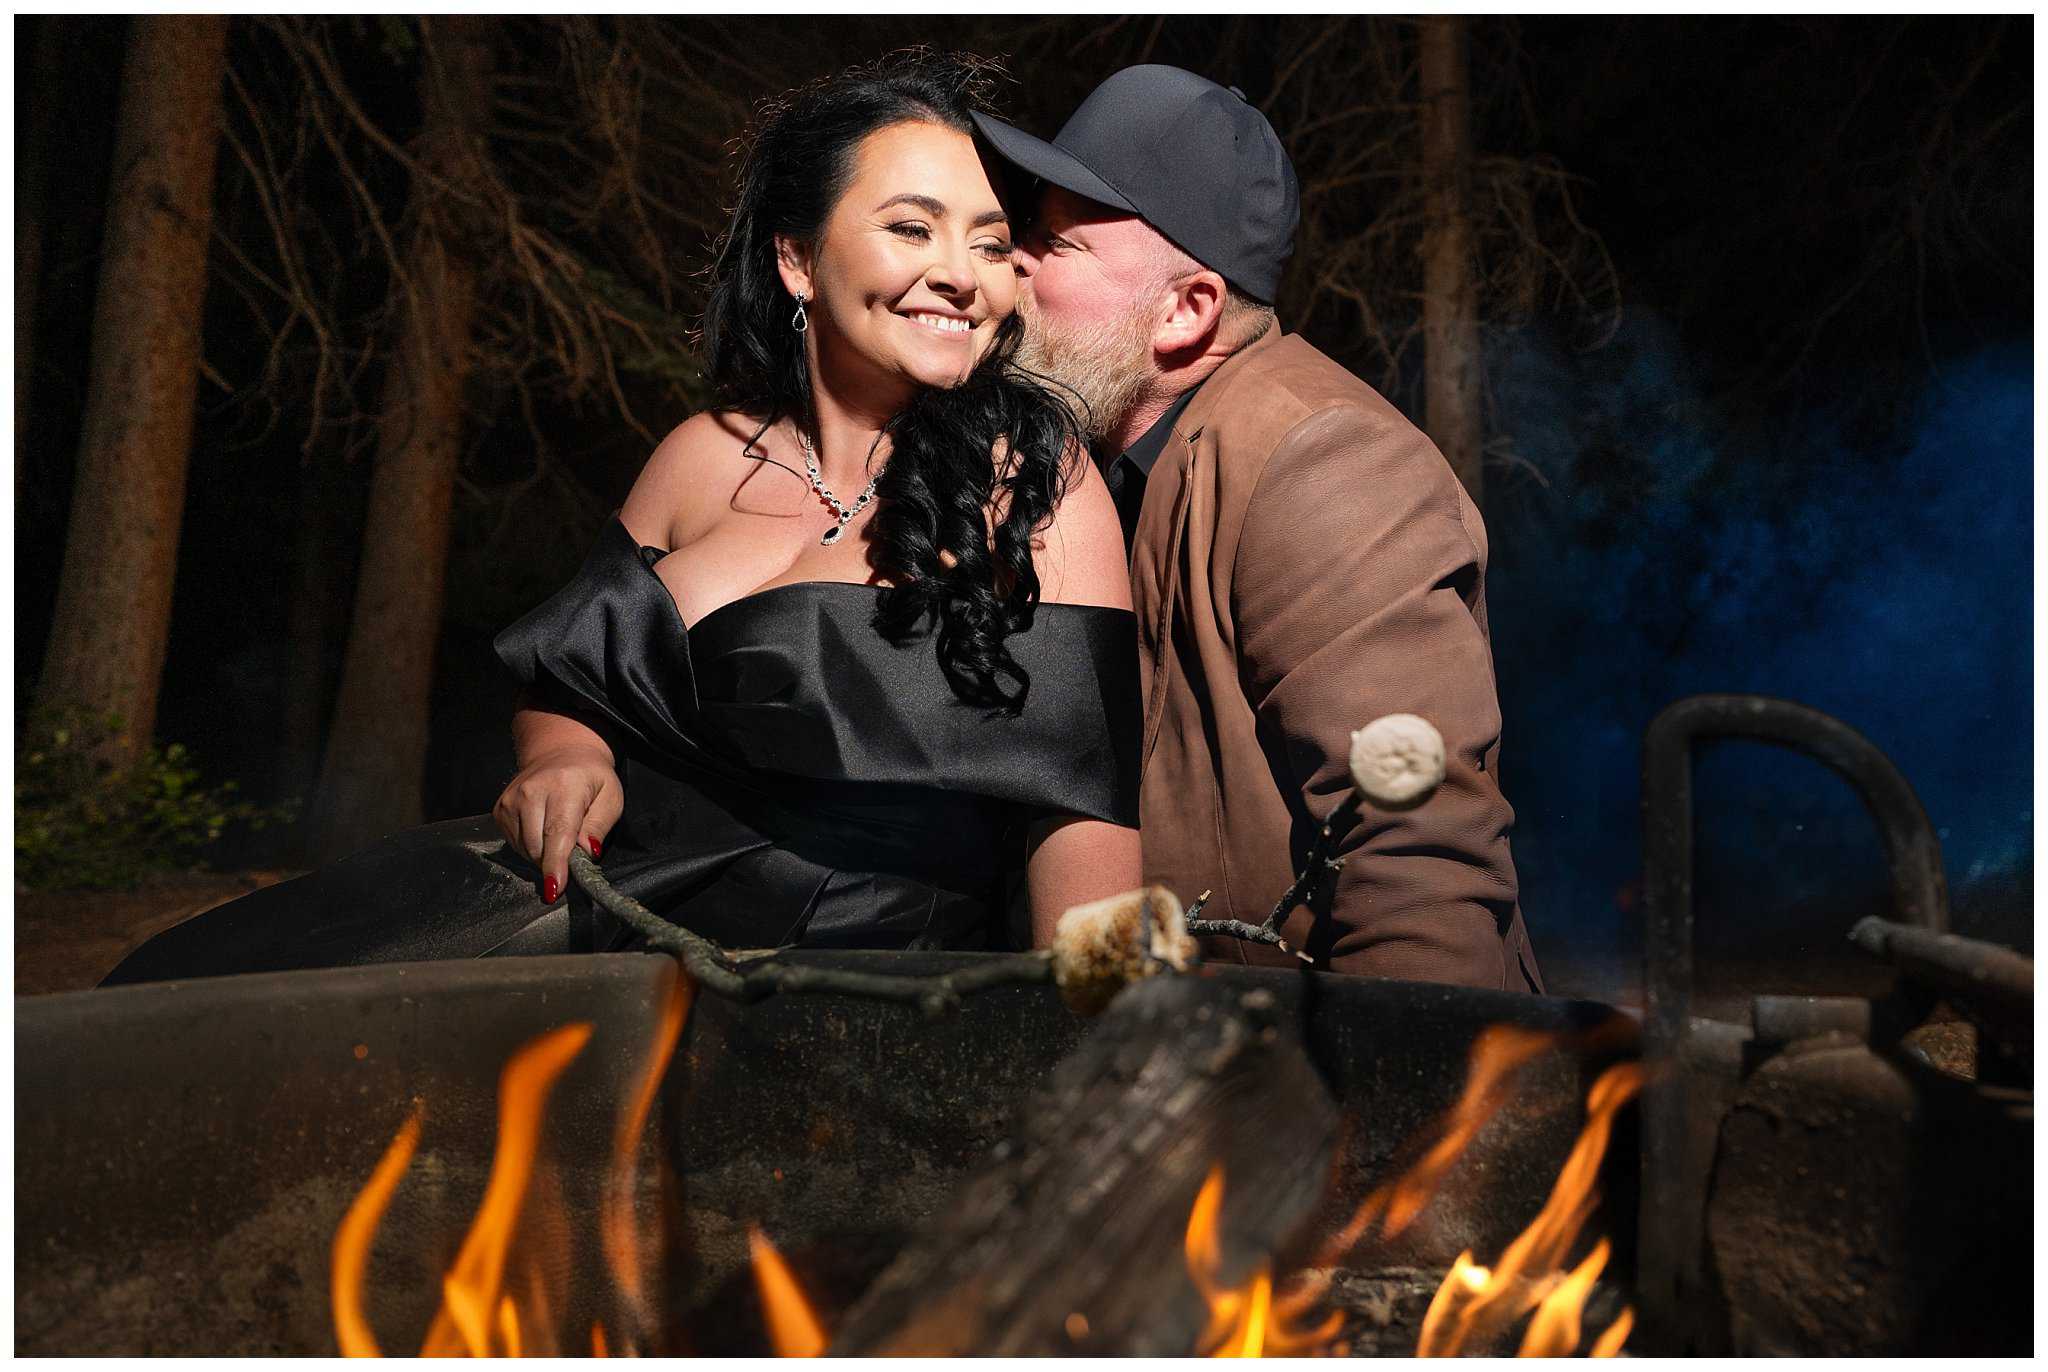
[[1231, 403, 1521, 986]]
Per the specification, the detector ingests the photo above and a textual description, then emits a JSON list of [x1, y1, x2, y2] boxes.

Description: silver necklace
[[798, 430, 882, 546]]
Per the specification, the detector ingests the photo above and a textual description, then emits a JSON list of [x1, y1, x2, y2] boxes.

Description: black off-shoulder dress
[[104, 516, 1141, 984], [497, 516, 1142, 952]]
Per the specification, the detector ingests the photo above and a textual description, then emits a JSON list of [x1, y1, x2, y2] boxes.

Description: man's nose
[[1013, 235, 1042, 279]]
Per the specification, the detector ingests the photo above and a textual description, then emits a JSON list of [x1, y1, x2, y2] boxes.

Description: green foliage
[[14, 710, 299, 890]]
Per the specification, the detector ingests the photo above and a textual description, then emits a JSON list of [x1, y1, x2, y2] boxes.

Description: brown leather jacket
[[1129, 330, 1542, 992]]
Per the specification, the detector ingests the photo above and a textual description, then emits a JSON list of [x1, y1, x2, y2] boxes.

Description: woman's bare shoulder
[[1033, 446, 1131, 611], [618, 411, 775, 549]]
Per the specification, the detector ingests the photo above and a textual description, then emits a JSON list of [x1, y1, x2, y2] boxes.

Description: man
[[975, 66, 1541, 991]]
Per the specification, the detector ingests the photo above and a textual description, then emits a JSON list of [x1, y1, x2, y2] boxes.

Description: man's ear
[[1154, 269, 1227, 355], [773, 234, 814, 302]]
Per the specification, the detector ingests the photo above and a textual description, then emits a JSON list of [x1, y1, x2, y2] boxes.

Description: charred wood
[[828, 972, 1338, 1355]]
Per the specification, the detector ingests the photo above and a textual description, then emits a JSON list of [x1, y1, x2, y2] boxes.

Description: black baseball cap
[[972, 65, 1300, 304]]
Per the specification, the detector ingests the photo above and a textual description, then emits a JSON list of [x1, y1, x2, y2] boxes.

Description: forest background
[[13, 16, 2032, 986]]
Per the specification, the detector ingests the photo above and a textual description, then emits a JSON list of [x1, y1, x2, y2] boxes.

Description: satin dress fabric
[[493, 516, 1142, 953]]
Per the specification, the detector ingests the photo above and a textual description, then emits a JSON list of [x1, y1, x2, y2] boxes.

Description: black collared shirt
[[1100, 384, 1202, 550]]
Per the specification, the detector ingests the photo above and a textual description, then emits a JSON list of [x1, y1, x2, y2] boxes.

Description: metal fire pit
[[18, 690, 2032, 1355], [16, 952, 1632, 1356], [1638, 694, 2033, 1357]]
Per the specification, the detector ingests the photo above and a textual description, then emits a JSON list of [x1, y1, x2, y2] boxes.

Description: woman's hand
[[493, 745, 623, 905]]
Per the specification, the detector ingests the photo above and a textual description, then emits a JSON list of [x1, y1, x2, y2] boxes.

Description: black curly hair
[[698, 50, 1087, 713]]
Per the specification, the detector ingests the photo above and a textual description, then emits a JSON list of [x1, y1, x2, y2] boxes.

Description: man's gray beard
[[1013, 302, 1155, 446]]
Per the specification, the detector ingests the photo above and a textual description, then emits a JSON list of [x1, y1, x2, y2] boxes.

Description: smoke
[[1485, 315, 2031, 963]]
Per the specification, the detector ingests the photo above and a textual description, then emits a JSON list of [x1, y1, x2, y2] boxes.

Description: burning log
[[826, 971, 1339, 1355], [1411, 1062, 1643, 1356]]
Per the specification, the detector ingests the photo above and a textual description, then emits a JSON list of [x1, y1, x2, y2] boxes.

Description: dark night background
[[14, 17, 2033, 989]]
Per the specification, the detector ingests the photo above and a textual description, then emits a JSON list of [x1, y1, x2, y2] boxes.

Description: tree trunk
[[830, 974, 1338, 1356], [306, 18, 493, 861], [1418, 16, 1484, 508], [33, 15, 228, 766]]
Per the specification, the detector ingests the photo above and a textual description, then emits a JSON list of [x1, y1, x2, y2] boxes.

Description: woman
[[99, 53, 1136, 990], [492, 52, 1140, 953]]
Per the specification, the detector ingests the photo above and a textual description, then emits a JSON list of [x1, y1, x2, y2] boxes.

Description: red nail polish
[[587, 835, 602, 858], [543, 875, 561, 904]]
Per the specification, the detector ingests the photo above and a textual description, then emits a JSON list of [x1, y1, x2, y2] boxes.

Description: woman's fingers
[[539, 814, 580, 904], [495, 761, 620, 904], [584, 773, 625, 854], [541, 771, 622, 902], [516, 791, 550, 871], [491, 785, 546, 868], [491, 793, 520, 854]]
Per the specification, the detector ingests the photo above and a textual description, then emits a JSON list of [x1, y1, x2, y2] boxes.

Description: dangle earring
[[791, 290, 808, 334]]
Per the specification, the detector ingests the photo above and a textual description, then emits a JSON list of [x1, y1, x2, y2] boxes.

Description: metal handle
[[1636, 693, 1950, 1351], [1644, 693, 1947, 1053]]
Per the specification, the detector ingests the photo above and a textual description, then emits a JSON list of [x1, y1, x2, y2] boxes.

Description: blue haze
[[1484, 318, 2032, 963]]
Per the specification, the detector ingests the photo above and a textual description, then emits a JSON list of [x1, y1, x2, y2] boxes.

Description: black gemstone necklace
[[798, 430, 882, 546]]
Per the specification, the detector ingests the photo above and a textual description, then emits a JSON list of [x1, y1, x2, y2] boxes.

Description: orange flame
[[1183, 1165, 1345, 1357], [1318, 1024, 1558, 1266], [332, 1023, 596, 1357], [496, 1294, 522, 1357], [331, 1107, 422, 1356], [749, 1225, 828, 1356], [1184, 1165, 1238, 1351], [1414, 1061, 1643, 1357], [1212, 1269, 1271, 1357], [333, 960, 700, 1358], [1417, 1251, 1494, 1356], [332, 991, 1638, 1360], [1518, 1236, 1611, 1356], [1178, 1028, 1642, 1360], [1589, 1305, 1633, 1357], [600, 973, 692, 1353], [420, 1021, 593, 1356]]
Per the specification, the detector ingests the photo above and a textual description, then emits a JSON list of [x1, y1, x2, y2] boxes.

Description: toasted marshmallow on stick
[[1347, 713, 1447, 812], [1050, 885, 1197, 1016]]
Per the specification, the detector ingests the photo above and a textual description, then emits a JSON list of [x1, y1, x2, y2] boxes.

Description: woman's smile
[[901, 309, 976, 336], [785, 120, 1017, 395]]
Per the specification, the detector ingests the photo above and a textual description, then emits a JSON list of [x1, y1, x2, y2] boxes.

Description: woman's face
[[780, 120, 1017, 406]]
